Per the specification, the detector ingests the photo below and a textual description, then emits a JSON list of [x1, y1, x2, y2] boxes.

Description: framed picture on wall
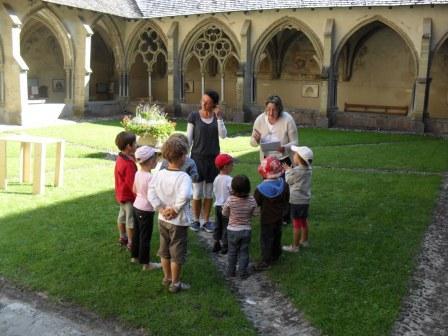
[[52, 79, 65, 92], [184, 80, 194, 93]]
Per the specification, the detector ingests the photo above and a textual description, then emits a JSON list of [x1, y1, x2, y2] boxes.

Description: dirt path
[[196, 231, 321, 336], [391, 173, 448, 335]]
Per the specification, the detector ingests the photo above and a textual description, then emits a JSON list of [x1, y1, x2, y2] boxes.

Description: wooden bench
[[344, 103, 408, 115], [0, 134, 65, 195]]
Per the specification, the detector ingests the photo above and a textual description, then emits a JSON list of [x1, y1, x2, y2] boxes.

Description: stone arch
[[251, 17, 323, 110], [21, 6, 74, 69], [88, 15, 125, 101], [125, 21, 168, 72], [180, 18, 240, 106], [92, 15, 125, 72], [126, 22, 168, 102], [252, 17, 323, 74], [427, 31, 448, 120], [179, 18, 241, 71], [333, 16, 418, 115], [334, 15, 418, 75]]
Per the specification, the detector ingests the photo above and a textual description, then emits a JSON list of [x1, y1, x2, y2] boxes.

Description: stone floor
[[0, 278, 145, 336]]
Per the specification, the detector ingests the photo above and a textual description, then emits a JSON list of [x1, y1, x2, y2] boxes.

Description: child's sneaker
[[162, 278, 171, 288], [212, 241, 221, 253], [300, 241, 309, 248], [142, 262, 161, 271], [253, 261, 271, 272], [190, 221, 200, 232], [240, 272, 250, 280], [282, 245, 299, 253], [130, 258, 138, 264], [202, 221, 215, 233], [168, 282, 190, 293]]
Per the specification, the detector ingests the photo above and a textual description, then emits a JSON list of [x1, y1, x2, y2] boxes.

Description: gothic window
[[134, 27, 167, 73], [189, 25, 236, 72]]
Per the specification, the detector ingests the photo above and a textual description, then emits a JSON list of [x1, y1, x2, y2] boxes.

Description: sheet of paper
[[260, 140, 280, 152]]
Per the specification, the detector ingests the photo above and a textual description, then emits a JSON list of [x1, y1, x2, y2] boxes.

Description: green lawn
[[0, 120, 447, 335]]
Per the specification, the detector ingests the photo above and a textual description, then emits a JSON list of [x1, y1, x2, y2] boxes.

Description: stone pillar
[[119, 71, 129, 99], [201, 73, 205, 96], [64, 66, 73, 102], [1, 4, 28, 124], [318, 19, 334, 128], [147, 71, 152, 103], [73, 19, 93, 117], [410, 18, 432, 133], [167, 22, 179, 106], [124, 72, 129, 97], [0, 64, 4, 106], [240, 20, 251, 121], [220, 74, 225, 103]]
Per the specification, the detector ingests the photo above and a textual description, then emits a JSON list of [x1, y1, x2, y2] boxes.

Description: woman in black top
[[187, 90, 227, 232]]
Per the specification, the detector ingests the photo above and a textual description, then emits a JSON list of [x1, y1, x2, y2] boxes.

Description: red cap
[[258, 156, 284, 179], [215, 153, 234, 169]]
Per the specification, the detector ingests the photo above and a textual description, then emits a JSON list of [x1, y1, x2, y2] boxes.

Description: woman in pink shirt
[[131, 146, 161, 271]]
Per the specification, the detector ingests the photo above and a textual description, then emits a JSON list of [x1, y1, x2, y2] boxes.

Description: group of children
[[114, 130, 313, 293]]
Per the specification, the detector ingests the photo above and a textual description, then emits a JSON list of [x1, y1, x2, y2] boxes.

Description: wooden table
[[0, 134, 65, 195]]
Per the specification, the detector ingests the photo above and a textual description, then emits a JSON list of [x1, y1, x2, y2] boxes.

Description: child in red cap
[[254, 156, 289, 271], [212, 153, 234, 254]]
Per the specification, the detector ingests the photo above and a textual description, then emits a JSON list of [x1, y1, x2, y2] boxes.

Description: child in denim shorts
[[148, 135, 193, 293]]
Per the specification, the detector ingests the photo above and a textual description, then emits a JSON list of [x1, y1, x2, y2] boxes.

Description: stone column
[[64, 66, 72, 102], [318, 19, 334, 128], [220, 74, 225, 103], [410, 18, 432, 133], [1, 4, 28, 124], [167, 22, 179, 106], [124, 72, 129, 97], [147, 71, 152, 103], [201, 72, 205, 96], [0, 64, 4, 106], [73, 19, 93, 117], [240, 20, 251, 121]]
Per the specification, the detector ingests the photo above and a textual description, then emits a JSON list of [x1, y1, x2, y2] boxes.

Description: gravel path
[[391, 173, 448, 335], [196, 231, 321, 336]]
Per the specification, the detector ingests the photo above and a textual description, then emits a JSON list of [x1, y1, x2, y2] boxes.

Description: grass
[[0, 120, 447, 335]]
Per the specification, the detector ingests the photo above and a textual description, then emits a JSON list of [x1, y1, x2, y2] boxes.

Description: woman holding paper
[[250, 95, 298, 163]]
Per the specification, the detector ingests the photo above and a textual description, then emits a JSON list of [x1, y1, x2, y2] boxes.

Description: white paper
[[260, 140, 280, 153]]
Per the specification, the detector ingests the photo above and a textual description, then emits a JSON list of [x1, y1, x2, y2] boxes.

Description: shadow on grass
[[0, 189, 256, 336], [82, 152, 109, 159]]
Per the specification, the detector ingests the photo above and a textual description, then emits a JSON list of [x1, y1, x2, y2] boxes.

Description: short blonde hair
[[161, 135, 188, 163]]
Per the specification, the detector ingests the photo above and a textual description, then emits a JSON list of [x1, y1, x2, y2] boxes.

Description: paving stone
[[391, 173, 448, 335]]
